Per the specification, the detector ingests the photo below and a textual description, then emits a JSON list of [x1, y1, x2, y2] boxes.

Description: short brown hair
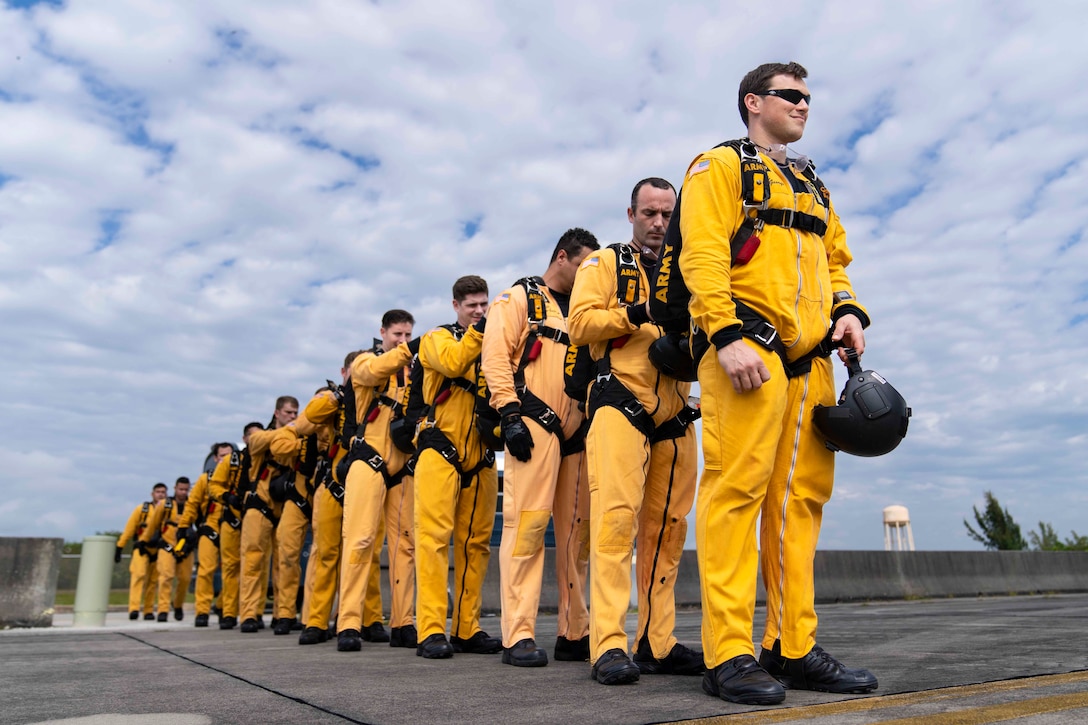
[[275, 395, 299, 411], [452, 275, 488, 302], [738, 61, 808, 127]]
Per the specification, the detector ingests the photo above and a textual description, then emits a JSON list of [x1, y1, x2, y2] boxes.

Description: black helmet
[[813, 350, 911, 457], [648, 332, 698, 382]]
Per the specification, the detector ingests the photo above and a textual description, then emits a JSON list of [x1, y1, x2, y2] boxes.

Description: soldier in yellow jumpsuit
[[296, 353, 389, 645], [336, 311, 419, 652], [140, 477, 193, 622], [239, 396, 298, 633], [268, 414, 317, 635], [569, 179, 703, 685], [116, 482, 167, 620], [217, 424, 260, 630], [175, 443, 235, 627], [679, 62, 877, 705], [414, 275, 502, 659], [481, 229, 599, 667]]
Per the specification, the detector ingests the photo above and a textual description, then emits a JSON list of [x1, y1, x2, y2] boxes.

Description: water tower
[[883, 504, 915, 551]]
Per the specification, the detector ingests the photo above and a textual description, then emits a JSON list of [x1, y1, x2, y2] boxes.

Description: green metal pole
[[73, 535, 117, 626]]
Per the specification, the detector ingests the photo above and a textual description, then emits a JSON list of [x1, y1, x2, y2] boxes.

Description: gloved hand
[[224, 492, 243, 510], [473, 317, 487, 334], [114, 546, 123, 564], [407, 337, 421, 356], [176, 526, 190, 542], [499, 404, 533, 462]]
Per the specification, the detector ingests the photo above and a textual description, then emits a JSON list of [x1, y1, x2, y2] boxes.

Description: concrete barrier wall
[[0, 537, 64, 628], [54, 546, 1088, 615], [485, 549, 1088, 613]]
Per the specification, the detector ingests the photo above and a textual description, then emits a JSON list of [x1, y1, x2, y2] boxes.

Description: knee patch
[[667, 517, 687, 566], [598, 510, 635, 554], [514, 510, 551, 557]]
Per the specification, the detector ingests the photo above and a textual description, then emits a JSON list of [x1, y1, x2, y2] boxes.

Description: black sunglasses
[[757, 88, 811, 105]]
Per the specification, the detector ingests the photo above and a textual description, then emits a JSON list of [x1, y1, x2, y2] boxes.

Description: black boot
[[591, 649, 640, 685], [758, 640, 878, 694], [416, 633, 454, 659], [299, 626, 329, 645], [702, 654, 785, 705], [273, 617, 296, 635], [502, 638, 548, 667], [194, 613, 209, 628], [337, 629, 362, 652], [554, 635, 590, 662], [450, 631, 502, 654], [361, 621, 390, 643], [633, 637, 705, 675], [390, 625, 418, 648]]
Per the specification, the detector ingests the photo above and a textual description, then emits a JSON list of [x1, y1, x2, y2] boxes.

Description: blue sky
[[1, 0, 1086, 550]]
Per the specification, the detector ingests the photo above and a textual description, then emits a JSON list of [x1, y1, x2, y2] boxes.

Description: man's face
[[553, 246, 593, 294], [453, 292, 489, 328], [274, 402, 298, 428], [174, 482, 190, 503], [749, 73, 809, 145], [628, 185, 675, 254], [214, 445, 233, 464], [151, 487, 167, 502], [380, 322, 414, 352]]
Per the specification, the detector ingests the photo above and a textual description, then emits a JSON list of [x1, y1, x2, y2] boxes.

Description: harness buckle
[[780, 208, 795, 228], [366, 453, 384, 470], [751, 322, 779, 348], [596, 372, 612, 384], [538, 408, 557, 428]]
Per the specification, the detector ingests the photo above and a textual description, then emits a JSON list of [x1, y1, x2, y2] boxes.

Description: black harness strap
[[244, 492, 279, 526], [733, 299, 840, 379], [415, 427, 495, 488]]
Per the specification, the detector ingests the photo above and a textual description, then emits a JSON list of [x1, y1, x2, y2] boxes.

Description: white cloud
[[1, 0, 1086, 552]]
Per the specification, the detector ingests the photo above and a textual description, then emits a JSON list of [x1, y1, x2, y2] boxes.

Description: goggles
[[757, 88, 811, 105]]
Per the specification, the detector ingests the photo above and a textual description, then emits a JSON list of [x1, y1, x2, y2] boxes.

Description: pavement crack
[[117, 632, 373, 725]]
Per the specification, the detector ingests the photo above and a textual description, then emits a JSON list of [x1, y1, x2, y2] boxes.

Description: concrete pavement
[[3, 593, 1088, 724]]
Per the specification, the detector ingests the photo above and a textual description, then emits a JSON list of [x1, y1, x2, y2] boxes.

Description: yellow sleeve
[[353, 343, 414, 387], [822, 201, 869, 323], [177, 475, 208, 529], [209, 454, 232, 501], [569, 250, 638, 347], [140, 501, 166, 543], [303, 390, 340, 427], [247, 428, 277, 456], [421, 325, 483, 379], [269, 425, 302, 459], [116, 505, 142, 549], [678, 151, 745, 344], [480, 286, 527, 412]]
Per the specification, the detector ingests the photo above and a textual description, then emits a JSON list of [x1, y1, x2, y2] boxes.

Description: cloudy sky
[[2, 0, 1085, 551]]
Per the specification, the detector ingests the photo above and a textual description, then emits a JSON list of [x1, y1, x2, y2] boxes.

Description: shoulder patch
[[495, 292, 510, 304], [688, 159, 711, 177], [580, 256, 599, 269]]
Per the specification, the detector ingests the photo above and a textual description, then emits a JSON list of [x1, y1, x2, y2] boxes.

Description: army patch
[[580, 256, 599, 269]]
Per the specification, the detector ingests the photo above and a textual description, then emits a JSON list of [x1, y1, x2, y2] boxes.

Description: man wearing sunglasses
[[679, 62, 876, 705]]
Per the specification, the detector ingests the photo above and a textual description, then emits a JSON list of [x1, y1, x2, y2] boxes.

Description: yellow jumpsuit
[[679, 144, 866, 665], [481, 282, 590, 648], [338, 343, 417, 634], [117, 501, 159, 615], [239, 428, 286, 622], [298, 390, 386, 633], [569, 246, 698, 665], [176, 472, 224, 618], [140, 497, 195, 615], [213, 452, 245, 622], [269, 422, 316, 623], [415, 324, 499, 642]]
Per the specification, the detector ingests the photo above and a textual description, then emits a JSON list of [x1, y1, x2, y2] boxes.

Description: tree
[[963, 491, 1026, 550], [1029, 522, 1088, 551]]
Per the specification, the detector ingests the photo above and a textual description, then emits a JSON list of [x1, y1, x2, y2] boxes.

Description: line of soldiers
[[114, 181, 702, 680], [115, 59, 880, 708]]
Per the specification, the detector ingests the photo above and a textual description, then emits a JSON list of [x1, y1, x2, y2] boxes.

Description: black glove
[[224, 492, 243, 510], [626, 302, 651, 327], [407, 337, 421, 356], [114, 546, 123, 564], [499, 403, 534, 462], [176, 526, 190, 542], [473, 317, 487, 334]]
